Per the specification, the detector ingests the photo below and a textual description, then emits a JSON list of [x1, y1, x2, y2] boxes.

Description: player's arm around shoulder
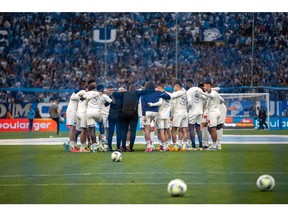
[[148, 98, 163, 107], [102, 94, 113, 103], [170, 89, 186, 99]]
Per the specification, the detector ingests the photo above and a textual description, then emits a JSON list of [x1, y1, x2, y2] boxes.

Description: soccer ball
[[111, 151, 122, 162], [256, 174, 275, 191], [167, 179, 187, 197], [99, 144, 109, 152]]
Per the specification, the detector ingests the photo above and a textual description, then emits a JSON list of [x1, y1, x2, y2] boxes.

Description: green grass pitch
[[0, 143, 288, 204]]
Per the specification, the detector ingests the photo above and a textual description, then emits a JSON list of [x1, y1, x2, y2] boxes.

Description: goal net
[[220, 93, 270, 129]]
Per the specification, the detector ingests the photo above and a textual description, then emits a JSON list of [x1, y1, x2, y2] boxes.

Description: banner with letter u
[[200, 27, 225, 42], [93, 28, 117, 43]]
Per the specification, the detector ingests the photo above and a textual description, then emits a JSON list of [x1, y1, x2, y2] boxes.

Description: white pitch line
[[0, 135, 287, 145], [0, 171, 287, 178], [0, 182, 287, 187]]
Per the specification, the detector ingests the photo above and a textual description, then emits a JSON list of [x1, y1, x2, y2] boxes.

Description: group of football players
[[63, 77, 227, 152]]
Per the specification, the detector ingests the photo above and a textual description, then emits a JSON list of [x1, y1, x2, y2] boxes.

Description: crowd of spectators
[[0, 12, 288, 102]]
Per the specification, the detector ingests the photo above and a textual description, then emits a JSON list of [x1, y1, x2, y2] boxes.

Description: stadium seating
[[0, 12, 287, 102]]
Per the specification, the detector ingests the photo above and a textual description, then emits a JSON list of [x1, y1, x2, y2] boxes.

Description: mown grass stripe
[[0, 182, 287, 187]]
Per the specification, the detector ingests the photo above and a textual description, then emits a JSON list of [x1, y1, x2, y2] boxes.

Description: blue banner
[[200, 27, 225, 42]]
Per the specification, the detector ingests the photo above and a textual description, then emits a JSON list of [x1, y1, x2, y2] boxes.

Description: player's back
[[186, 87, 204, 115], [67, 92, 79, 113], [86, 90, 102, 112], [171, 89, 187, 115], [158, 95, 171, 119], [77, 90, 89, 113]]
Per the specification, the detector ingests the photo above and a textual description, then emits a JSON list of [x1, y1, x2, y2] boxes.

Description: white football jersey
[[66, 92, 79, 113], [186, 87, 204, 115], [76, 90, 88, 113], [150, 92, 171, 119], [200, 89, 221, 114], [85, 91, 112, 113], [100, 94, 112, 115], [170, 89, 188, 116]]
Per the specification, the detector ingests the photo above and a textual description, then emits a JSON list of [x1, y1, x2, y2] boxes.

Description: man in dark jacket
[[120, 84, 156, 152], [107, 87, 126, 151]]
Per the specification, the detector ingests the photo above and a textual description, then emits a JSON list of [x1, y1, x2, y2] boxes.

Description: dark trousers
[[52, 118, 60, 135], [28, 119, 34, 132], [108, 120, 122, 149], [121, 119, 138, 150], [259, 118, 268, 129]]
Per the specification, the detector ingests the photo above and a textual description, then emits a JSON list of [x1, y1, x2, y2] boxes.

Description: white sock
[[101, 134, 106, 141], [126, 141, 130, 147], [217, 128, 223, 148], [212, 142, 217, 148], [202, 127, 209, 146], [70, 141, 76, 148], [163, 141, 168, 149], [150, 131, 154, 143], [81, 143, 86, 148]]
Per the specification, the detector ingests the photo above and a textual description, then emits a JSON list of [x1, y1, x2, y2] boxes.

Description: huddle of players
[[144, 77, 227, 152], [64, 77, 227, 152], [65, 79, 114, 152]]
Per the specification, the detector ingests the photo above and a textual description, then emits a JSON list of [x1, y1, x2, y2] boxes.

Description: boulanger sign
[[0, 119, 57, 132]]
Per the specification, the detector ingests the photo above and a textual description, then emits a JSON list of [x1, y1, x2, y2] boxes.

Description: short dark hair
[[186, 79, 193, 84], [88, 79, 96, 85], [173, 80, 182, 88], [79, 79, 87, 89], [107, 84, 114, 89], [88, 83, 96, 91]]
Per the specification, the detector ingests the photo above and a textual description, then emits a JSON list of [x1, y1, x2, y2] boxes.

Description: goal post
[[220, 93, 270, 129]]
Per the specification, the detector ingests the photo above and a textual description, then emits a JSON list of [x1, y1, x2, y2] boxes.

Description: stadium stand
[[0, 12, 288, 102]]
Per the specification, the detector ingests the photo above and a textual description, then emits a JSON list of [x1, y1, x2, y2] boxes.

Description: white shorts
[[188, 114, 203, 125], [87, 111, 103, 127], [207, 112, 220, 128], [142, 111, 159, 126], [76, 120, 80, 131], [76, 112, 87, 128], [218, 106, 227, 125], [218, 112, 227, 125], [155, 118, 169, 129], [172, 114, 188, 128], [66, 110, 77, 126]]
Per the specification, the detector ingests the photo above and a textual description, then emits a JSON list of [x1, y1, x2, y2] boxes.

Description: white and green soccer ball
[[256, 174, 275, 191], [167, 179, 187, 197], [111, 151, 122, 162]]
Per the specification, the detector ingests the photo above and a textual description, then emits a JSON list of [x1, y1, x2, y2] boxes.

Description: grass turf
[[0, 129, 287, 140], [0, 144, 287, 204]]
